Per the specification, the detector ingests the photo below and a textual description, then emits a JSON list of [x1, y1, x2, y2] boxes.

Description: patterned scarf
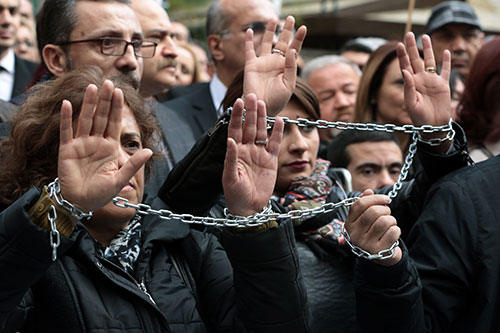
[[96, 215, 142, 275], [276, 159, 345, 245]]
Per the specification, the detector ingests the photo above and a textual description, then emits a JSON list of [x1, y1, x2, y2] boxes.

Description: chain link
[[48, 205, 60, 261], [47, 178, 93, 221], [113, 197, 359, 227], [342, 222, 400, 260], [266, 116, 454, 135], [111, 116, 454, 260]]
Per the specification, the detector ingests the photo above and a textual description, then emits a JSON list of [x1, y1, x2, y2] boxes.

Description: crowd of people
[[0, 0, 499, 332]]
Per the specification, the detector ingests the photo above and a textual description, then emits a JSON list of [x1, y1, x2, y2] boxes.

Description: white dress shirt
[[209, 73, 228, 117], [0, 49, 15, 101]]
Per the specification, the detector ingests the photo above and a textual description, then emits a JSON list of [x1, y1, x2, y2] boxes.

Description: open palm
[[243, 16, 307, 117], [57, 81, 152, 214], [222, 94, 283, 216], [398, 32, 452, 127]]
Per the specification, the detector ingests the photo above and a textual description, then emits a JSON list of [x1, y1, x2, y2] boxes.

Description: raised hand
[[344, 190, 402, 266], [222, 94, 284, 217], [57, 81, 152, 215], [243, 16, 307, 116], [398, 32, 452, 127]]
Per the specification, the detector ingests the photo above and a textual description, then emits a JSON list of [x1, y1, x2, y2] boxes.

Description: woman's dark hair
[[222, 71, 321, 121], [352, 41, 399, 123], [0, 66, 160, 205], [459, 37, 500, 144]]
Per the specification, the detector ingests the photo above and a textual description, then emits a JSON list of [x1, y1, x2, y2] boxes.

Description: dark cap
[[425, 1, 482, 34]]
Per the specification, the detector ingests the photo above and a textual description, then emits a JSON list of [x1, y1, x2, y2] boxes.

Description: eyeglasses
[[219, 21, 282, 38], [242, 21, 282, 35], [56, 37, 158, 58]]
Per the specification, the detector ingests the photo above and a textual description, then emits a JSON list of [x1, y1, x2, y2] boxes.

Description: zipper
[[97, 257, 156, 305], [139, 277, 156, 305]]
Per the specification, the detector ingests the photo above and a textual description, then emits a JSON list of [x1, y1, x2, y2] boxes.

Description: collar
[[209, 73, 227, 115], [0, 49, 15, 74]]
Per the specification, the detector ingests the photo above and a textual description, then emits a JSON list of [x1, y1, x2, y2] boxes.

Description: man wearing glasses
[[163, 0, 281, 139], [39, 0, 145, 87], [36, 0, 197, 200]]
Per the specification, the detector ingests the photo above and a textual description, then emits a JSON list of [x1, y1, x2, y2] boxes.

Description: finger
[[440, 49, 451, 82], [242, 93, 257, 144], [267, 116, 283, 156], [367, 215, 398, 242], [222, 137, 239, 185], [380, 225, 401, 247], [283, 48, 297, 92], [228, 98, 244, 143], [358, 205, 392, 229], [76, 84, 98, 137], [92, 80, 114, 136], [396, 42, 413, 75], [115, 148, 153, 189], [402, 69, 417, 110], [421, 34, 436, 71], [289, 25, 307, 55], [104, 88, 124, 139], [245, 29, 256, 63], [255, 100, 268, 143], [59, 100, 73, 145], [273, 16, 294, 53], [260, 18, 278, 55], [405, 32, 424, 73], [360, 189, 375, 197], [347, 194, 391, 224]]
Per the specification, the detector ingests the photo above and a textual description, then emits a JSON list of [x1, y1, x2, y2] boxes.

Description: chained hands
[[243, 16, 306, 117], [222, 94, 284, 216], [57, 81, 152, 214], [345, 190, 402, 266], [398, 32, 452, 152]]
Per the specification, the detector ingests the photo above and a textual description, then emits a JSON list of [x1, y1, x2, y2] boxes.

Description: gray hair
[[206, 1, 231, 36], [301, 55, 362, 81]]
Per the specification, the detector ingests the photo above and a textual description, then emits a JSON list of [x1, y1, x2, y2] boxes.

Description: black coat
[[162, 83, 219, 140], [0, 189, 308, 332], [11, 56, 37, 101], [354, 155, 500, 332]]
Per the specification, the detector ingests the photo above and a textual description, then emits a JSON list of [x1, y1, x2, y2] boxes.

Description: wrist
[[28, 186, 76, 237]]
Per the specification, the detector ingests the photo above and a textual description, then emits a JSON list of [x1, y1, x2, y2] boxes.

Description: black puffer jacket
[[355, 155, 500, 333], [0, 189, 308, 332]]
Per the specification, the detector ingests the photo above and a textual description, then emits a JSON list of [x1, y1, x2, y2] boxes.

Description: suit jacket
[[11, 56, 37, 101], [0, 99, 17, 123], [162, 83, 219, 140], [143, 102, 197, 202], [162, 82, 206, 101]]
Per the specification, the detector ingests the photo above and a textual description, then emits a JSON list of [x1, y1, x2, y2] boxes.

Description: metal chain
[[47, 178, 93, 221], [387, 132, 418, 200], [48, 205, 60, 261], [342, 222, 400, 261], [110, 117, 454, 260], [267, 116, 454, 135], [113, 197, 359, 227]]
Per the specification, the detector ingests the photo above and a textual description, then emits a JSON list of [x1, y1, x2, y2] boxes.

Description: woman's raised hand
[[57, 81, 152, 213], [243, 16, 307, 117], [398, 32, 453, 151], [222, 94, 284, 217]]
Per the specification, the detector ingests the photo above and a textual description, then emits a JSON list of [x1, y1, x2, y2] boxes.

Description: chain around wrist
[[47, 178, 93, 221], [342, 224, 399, 261]]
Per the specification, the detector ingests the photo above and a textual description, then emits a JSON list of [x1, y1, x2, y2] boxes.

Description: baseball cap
[[425, 1, 482, 34]]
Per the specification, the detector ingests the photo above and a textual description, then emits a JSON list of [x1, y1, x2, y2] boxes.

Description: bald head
[[206, 0, 278, 86]]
